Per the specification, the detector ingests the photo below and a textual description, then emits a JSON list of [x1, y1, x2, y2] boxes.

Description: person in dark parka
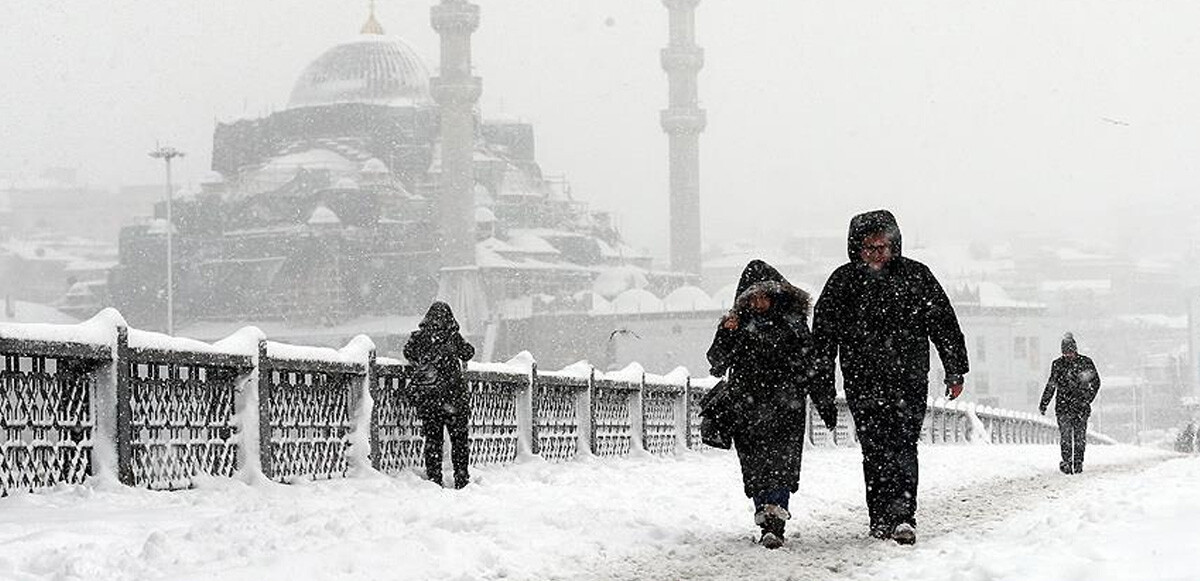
[[403, 301, 476, 489], [812, 210, 969, 545], [707, 260, 839, 549], [1039, 333, 1100, 474]]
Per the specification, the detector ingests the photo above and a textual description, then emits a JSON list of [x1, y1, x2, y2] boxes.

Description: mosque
[[108, 0, 714, 367]]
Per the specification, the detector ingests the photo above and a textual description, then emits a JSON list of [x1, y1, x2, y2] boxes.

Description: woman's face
[[748, 292, 772, 313]]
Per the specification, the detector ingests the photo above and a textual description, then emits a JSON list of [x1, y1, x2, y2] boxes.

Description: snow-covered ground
[[0, 444, 1193, 581]]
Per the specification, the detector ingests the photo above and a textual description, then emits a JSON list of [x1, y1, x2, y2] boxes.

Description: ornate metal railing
[[0, 310, 1106, 496], [122, 329, 252, 489], [0, 337, 108, 496]]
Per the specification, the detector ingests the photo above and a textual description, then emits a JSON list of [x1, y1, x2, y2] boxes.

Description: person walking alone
[[404, 301, 476, 489], [707, 260, 838, 549], [812, 209, 969, 545], [1039, 332, 1101, 474]]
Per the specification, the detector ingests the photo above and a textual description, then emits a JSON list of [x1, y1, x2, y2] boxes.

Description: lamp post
[[148, 145, 185, 335]]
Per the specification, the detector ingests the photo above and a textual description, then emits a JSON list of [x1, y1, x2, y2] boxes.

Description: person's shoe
[[869, 523, 891, 539], [453, 477, 470, 489], [1073, 465, 1083, 474], [891, 523, 917, 545], [760, 531, 784, 550], [1059, 462, 1073, 475]]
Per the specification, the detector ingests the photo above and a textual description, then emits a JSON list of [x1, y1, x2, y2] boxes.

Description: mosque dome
[[287, 25, 431, 109]]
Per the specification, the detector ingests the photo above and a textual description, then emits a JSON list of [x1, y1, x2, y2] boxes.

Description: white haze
[[2, 0, 1199, 258]]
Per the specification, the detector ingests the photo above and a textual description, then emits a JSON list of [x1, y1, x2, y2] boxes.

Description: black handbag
[[698, 379, 736, 449]]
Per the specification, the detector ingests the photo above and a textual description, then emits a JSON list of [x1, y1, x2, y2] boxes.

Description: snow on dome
[[592, 265, 650, 299], [361, 158, 389, 174], [307, 205, 341, 225], [663, 286, 717, 312], [475, 207, 496, 223], [288, 35, 432, 109], [611, 288, 664, 314], [506, 232, 560, 255], [334, 177, 360, 190]]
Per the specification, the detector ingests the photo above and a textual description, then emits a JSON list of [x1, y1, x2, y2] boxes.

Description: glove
[[1038, 405, 1047, 415], [817, 405, 838, 431], [944, 374, 964, 400]]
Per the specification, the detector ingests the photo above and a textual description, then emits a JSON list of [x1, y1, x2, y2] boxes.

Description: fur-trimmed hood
[[732, 279, 812, 320]]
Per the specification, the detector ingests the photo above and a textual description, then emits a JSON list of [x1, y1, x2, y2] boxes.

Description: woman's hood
[[418, 301, 460, 333]]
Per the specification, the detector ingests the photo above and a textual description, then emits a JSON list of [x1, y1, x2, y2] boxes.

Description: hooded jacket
[[1040, 353, 1100, 415], [706, 260, 833, 497], [403, 302, 476, 416], [812, 210, 969, 405]]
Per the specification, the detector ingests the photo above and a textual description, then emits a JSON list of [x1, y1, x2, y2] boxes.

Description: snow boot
[[754, 504, 789, 549], [869, 523, 891, 540], [891, 523, 916, 545], [759, 531, 784, 550]]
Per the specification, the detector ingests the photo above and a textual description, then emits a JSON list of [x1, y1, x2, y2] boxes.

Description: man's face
[[860, 232, 893, 271], [1063, 350, 1078, 359]]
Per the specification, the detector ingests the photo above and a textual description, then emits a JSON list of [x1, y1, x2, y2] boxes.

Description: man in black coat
[[1039, 332, 1100, 474], [403, 301, 476, 488], [812, 209, 969, 545], [707, 260, 838, 549]]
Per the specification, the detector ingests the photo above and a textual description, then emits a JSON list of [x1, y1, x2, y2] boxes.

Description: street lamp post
[[148, 145, 185, 335]]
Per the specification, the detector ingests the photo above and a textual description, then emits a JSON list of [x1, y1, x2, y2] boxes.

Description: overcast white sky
[[2, 0, 1198, 260]]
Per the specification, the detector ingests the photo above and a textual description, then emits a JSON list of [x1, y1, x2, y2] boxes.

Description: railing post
[[257, 339, 273, 480], [677, 376, 691, 453], [367, 348, 380, 471], [587, 367, 597, 455], [528, 361, 540, 456], [115, 325, 133, 486], [632, 372, 646, 454]]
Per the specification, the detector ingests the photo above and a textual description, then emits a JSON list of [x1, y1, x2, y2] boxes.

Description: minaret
[[431, 0, 487, 333], [431, 0, 481, 267], [661, 0, 706, 276], [361, 0, 385, 35]]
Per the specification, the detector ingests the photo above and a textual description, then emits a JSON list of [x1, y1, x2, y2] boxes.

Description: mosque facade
[[108, 4, 695, 352]]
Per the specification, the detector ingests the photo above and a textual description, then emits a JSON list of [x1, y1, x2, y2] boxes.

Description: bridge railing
[[1, 310, 1108, 496]]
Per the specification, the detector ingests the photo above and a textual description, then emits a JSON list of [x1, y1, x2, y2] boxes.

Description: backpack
[[406, 359, 443, 413]]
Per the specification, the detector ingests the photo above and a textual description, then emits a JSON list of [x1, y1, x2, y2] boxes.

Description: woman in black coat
[[403, 301, 476, 488], [707, 260, 838, 549]]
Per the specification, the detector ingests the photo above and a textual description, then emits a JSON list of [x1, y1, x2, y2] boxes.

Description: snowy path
[[0, 444, 1193, 581]]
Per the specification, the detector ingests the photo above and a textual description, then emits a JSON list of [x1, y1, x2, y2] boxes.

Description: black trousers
[[850, 397, 925, 531], [421, 410, 471, 487], [1057, 408, 1090, 473]]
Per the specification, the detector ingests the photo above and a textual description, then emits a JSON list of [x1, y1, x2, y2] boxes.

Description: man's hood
[[846, 209, 903, 262]]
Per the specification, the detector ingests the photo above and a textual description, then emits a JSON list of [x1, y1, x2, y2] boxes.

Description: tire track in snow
[[550, 455, 1170, 581]]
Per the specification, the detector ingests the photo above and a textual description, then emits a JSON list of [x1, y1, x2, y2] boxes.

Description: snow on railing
[[0, 310, 1103, 496]]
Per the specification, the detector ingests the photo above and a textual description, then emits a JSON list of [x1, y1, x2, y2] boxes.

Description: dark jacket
[[706, 260, 833, 497], [812, 210, 969, 407], [403, 302, 475, 417], [1040, 354, 1100, 416]]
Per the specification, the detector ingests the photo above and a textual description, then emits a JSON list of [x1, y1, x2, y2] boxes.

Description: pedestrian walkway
[[0, 444, 1188, 581]]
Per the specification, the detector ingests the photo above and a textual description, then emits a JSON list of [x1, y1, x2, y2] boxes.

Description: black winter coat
[[403, 302, 476, 417], [706, 260, 834, 498], [813, 210, 969, 408], [1040, 354, 1100, 416]]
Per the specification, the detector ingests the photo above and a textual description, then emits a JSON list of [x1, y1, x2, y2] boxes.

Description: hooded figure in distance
[[812, 210, 969, 545], [707, 259, 838, 549], [1039, 332, 1100, 474], [403, 301, 475, 489]]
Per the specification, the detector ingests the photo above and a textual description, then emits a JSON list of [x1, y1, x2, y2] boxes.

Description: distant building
[[108, 6, 681, 352]]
